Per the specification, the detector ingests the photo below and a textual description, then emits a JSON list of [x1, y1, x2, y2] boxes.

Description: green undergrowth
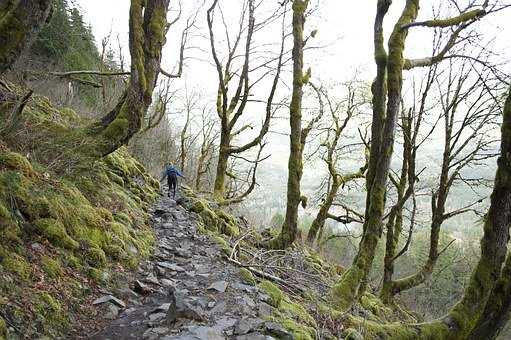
[[0, 83, 160, 338], [258, 280, 317, 340], [184, 188, 240, 237]]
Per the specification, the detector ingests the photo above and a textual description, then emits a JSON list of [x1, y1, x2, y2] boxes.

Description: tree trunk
[[92, 0, 170, 156], [307, 179, 340, 244], [364, 83, 511, 340], [468, 254, 511, 339], [0, 0, 52, 75], [331, 0, 418, 311], [213, 131, 230, 198], [266, 0, 307, 250]]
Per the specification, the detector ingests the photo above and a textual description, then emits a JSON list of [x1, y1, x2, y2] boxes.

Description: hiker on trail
[[161, 163, 185, 198]]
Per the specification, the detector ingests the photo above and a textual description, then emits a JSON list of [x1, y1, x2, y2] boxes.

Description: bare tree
[[331, 0, 489, 311], [306, 82, 368, 244], [195, 108, 218, 191], [207, 0, 286, 201], [381, 58, 500, 303]]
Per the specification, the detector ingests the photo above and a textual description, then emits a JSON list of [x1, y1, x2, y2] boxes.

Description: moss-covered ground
[[0, 82, 159, 338]]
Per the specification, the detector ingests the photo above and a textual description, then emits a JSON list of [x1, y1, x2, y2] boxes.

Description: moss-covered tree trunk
[[92, 0, 170, 156], [213, 132, 230, 198], [331, 0, 418, 311], [0, 0, 52, 75], [307, 179, 340, 244], [468, 254, 511, 339], [266, 0, 307, 249]]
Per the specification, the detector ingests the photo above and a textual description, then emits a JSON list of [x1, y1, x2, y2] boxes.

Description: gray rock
[[232, 282, 256, 293], [143, 326, 169, 340], [236, 333, 276, 340], [208, 280, 228, 293], [92, 295, 126, 308], [213, 316, 238, 331], [188, 326, 225, 340], [148, 312, 167, 321], [161, 278, 177, 287], [158, 261, 186, 272], [151, 303, 171, 313], [103, 304, 120, 320], [209, 300, 227, 315], [265, 322, 293, 340], [31, 243, 44, 252], [241, 295, 256, 308], [134, 280, 152, 295], [257, 302, 273, 318], [117, 287, 139, 299], [234, 318, 264, 335], [145, 273, 160, 285], [166, 289, 206, 324]]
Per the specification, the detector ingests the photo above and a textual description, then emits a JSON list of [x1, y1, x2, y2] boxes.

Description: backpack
[[166, 166, 178, 177]]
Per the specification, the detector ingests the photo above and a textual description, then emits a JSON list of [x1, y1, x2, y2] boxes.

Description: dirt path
[[87, 195, 289, 340]]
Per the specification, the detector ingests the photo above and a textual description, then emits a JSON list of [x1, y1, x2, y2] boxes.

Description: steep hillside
[[0, 81, 160, 338]]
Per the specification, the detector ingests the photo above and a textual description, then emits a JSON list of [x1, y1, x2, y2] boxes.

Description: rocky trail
[[87, 194, 291, 340]]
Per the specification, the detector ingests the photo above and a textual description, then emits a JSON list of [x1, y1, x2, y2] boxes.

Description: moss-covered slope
[[0, 84, 160, 338]]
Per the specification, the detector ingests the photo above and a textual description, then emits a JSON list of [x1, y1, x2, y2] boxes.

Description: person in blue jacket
[[161, 163, 185, 198]]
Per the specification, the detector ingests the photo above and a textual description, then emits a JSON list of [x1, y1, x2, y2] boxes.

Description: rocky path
[[88, 195, 289, 340]]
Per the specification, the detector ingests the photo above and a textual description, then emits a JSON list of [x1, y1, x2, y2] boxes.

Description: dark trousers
[[167, 174, 177, 198]]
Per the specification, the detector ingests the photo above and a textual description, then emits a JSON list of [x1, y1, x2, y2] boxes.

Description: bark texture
[[94, 0, 170, 156], [0, 0, 52, 75], [266, 0, 308, 249]]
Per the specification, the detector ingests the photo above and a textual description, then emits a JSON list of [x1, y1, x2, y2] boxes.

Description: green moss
[[360, 293, 395, 322], [113, 212, 132, 225], [258, 280, 284, 308], [0, 202, 20, 244], [0, 316, 7, 340], [212, 235, 232, 256], [0, 152, 35, 177], [0, 251, 31, 281], [34, 292, 69, 335], [344, 328, 363, 340], [102, 117, 129, 141], [239, 268, 256, 285], [33, 218, 79, 250], [280, 299, 316, 326], [331, 266, 364, 311], [96, 207, 113, 222], [278, 318, 315, 340], [85, 247, 107, 268], [41, 256, 63, 279]]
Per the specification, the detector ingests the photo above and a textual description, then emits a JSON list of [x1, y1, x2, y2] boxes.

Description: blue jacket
[[161, 165, 184, 180]]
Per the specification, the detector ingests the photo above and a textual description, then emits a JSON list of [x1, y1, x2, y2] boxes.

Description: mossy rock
[[278, 318, 315, 340], [360, 293, 395, 322], [280, 299, 316, 326], [0, 251, 31, 281], [34, 292, 69, 335], [33, 218, 79, 250], [0, 152, 35, 177], [41, 256, 64, 279], [85, 247, 107, 268], [212, 235, 232, 256], [239, 268, 256, 285], [344, 328, 364, 340], [258, 280, 284, 308]]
